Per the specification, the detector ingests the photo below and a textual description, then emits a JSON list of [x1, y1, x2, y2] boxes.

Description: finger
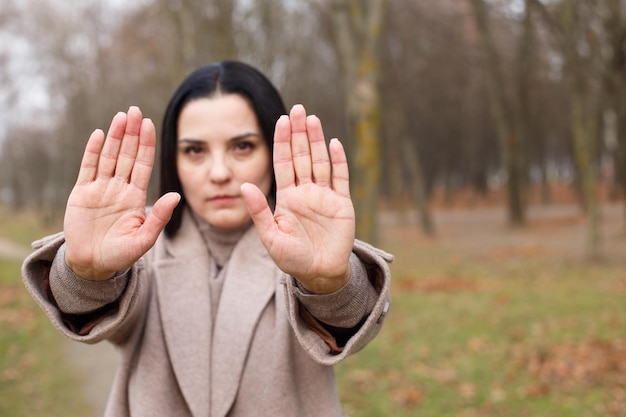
[[130, 118, 156, 191], [76, 129, 105, 185], [140, 192, 181, 248], [289, 104, 313, 184], [329, 138, 350, 198], [98, 111, 128, 178], [306, 115, 330, 187], [114, 106, 143, 180], [273, 115, 296, 189], [241, 182, 277, 240]]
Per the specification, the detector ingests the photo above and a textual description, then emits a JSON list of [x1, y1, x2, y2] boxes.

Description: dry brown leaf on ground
[[397, 276, 479, 293], [511, 339, 626, 390]]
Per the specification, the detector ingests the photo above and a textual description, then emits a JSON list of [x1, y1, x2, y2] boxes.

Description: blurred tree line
[[0, 0, 624, 255]]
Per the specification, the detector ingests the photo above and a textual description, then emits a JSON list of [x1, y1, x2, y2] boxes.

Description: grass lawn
[[0, 208, 92, 416], [3, 205, 626, 416], [0, 255, 92, 417], [336, 207, 626, 416]]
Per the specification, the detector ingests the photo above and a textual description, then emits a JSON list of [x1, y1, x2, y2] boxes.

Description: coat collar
[[210, 229, 278, 417], [154, 209, 278, 417]]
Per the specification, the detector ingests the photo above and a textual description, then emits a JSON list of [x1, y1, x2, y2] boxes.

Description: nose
[[208, 153, 231, 183]]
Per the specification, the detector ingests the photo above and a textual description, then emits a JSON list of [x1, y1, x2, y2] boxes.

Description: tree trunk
[[603, 0, 626, 224], [561, 0, 602, 258], [385, 108, 435, 235], [330, 0, 385, 244], [469, 0, 526, 226], [403, 139, 435, 235], [529, 0, 604, 258]]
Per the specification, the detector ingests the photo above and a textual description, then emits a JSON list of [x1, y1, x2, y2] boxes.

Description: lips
[[208, 194, 238, 205]]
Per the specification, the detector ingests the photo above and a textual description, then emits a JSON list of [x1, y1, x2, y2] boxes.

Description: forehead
[[177, 94, 260, 140]]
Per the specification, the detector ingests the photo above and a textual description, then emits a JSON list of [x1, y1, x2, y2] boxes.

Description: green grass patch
[[4, 204, 626, 416], [0, 206, 62, 247], [336, 239, 626, 417], [0, 256, 92, 417], [0, 206, 101, 416]]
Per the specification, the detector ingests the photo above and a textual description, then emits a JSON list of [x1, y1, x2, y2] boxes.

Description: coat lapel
[[155, 212, 214, 417], [154, 211, 278, 417], [210, 227, 278, 417]]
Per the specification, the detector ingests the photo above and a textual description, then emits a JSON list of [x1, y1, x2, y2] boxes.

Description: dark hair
[[160, 61, 286, 236]]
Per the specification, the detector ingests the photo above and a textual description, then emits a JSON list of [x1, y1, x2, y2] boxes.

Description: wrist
[[64, 254, 116, 282], [298, 266, 351, 295]]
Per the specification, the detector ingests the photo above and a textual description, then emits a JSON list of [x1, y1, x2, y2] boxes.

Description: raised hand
[[242, 104, 356, 294], [64, 106, 180, 281]]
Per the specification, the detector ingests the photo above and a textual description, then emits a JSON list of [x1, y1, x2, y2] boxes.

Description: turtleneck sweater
[[190, 211, 249, 321]]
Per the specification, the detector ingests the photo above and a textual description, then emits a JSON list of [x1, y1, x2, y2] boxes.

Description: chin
[[207, 216, 250, 231]]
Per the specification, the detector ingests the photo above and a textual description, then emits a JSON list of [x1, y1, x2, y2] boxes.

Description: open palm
[[242, 105, 355, 294], [64, 107, 180, 281]]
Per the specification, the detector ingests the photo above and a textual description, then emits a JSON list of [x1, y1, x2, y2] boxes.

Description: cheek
[[249, 155, 272, 195], [176, 163, 200, 195]]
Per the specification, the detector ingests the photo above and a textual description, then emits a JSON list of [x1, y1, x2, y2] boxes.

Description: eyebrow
[[178, 132, 261, 144]]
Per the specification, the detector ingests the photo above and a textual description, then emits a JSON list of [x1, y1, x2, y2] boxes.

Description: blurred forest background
[[2, 1, 626, 416], [0, 0, 624, 256]]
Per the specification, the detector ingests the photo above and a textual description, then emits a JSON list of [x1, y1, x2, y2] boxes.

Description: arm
[[284, 239, 393, 363], [241, 104, 393, 359], [292, 252, 378, 329], [290, 249, 389, 353], [22, 106, 178, 342], [22, 232, 148, 345]]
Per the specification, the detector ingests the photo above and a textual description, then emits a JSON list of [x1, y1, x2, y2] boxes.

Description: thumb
[[241, 183, 276, 238], [142, 192, 181, 243]]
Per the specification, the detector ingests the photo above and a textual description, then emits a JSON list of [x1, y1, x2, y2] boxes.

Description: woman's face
[[176, 94, 272, 230]]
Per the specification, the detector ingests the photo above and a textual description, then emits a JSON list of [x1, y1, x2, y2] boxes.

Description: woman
[[22, 61, 392, 417]]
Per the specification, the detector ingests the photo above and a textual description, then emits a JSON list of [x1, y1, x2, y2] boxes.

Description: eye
[[179, 143, 206, 161], [233, 141, 256, 154], [184, 145, 204, 155]]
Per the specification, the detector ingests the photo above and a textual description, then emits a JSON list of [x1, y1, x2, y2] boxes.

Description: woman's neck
[[190, 211, 251, 269]]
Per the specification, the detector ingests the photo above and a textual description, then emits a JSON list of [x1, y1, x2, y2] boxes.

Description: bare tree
[[154, 0, 237, 82], [469, 0, 536, 227], [4, 0, 610, 242], [530, 0, 607, 258], [324, 0, 385, 243], [602, 0, 626, 220], [377, 0, 442, 235], [0, 1, 19, 141]]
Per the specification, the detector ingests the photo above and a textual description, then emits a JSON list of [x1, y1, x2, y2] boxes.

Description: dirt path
[[381, 202, 626, 262], [0, 238, 30, 261], [65, 342, 118, 416]]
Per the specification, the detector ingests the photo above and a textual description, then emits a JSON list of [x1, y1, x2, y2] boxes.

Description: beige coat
[[22, 213, 392, 417]]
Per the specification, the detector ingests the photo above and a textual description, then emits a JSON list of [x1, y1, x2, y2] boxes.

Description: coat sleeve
[[291, 252, 378, 328], [283, 239, 393, 365], [21, 232, 149, 346]]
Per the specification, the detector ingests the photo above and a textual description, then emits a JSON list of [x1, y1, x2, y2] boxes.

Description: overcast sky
[[0, 0, 144, 142]]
